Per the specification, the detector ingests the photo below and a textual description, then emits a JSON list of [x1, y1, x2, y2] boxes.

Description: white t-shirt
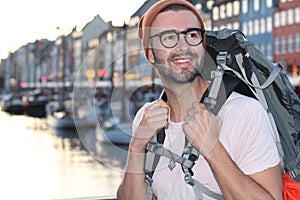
[[133, 92, 280, 200]]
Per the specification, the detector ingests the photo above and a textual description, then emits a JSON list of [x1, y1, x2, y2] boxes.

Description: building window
[[275, 37, 280, 55], [267, 17, 272, 32], [220, 24, 226, 30], [243, 22, 248, 36], [266, 0, 272, 8], [254, 19, 259, 35], [213, 26, 219, 31], [213, 7, 219, 21], [242, 0, 248, 14], [248, 20, 253, 36], [288, 9, 294, 25], [260, 18, 266, 33], [205, 20, 212, 30], [281, 36, 286, 54], [254, 0, 260, 11], [296, 34, 300, 52], [281, 11, 287, 26], [288, 35, 294, 53], [295, 8, 300, 23], [233, 22, 239, 30], [226, 2, 233, 17], [227, 23, 232, 29], [267, 43, 272, 60], [220, 4, 226, 19], [274, 12, 280, 27], [260, 43, 265, 55], [233, 1, 240, 16]]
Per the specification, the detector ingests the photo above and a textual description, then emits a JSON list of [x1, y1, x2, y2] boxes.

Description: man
[[117, 0, 282, 199]]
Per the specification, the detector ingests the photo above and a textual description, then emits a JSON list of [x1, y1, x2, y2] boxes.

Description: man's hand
[[131, 99, 169, 152], [182, 102, 222, 156]]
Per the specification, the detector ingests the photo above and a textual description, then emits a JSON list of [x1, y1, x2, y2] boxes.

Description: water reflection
[[77, 126, 129, 171], [0, 111, 125, 200]]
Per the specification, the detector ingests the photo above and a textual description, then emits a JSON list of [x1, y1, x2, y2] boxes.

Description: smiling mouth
[[172, 56, 193, 64], [174, 58, 190, 63], [172, 57, 196, 72]]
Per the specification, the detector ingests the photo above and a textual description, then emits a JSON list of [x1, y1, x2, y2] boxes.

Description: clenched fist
[[183, 102, 223, 157], [132, 99, 169, 151]]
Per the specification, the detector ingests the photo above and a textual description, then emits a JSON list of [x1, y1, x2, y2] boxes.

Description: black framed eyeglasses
[[149, 28, 205, 48]]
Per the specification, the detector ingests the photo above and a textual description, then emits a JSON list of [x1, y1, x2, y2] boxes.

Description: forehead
[[151, 10, 200, 32]]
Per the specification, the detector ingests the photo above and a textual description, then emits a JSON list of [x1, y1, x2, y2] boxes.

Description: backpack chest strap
[[146, 141, 197, 170], [145, 140, 224, 200]]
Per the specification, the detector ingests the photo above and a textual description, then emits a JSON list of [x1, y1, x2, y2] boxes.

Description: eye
[[187, 30, 200, 39], [161, 32, 177, 42]]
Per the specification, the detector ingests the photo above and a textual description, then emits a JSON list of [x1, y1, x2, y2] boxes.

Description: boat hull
[[96, 122, 132, 145], [46, 103, 97, 130], [24, 100, 48, 118]]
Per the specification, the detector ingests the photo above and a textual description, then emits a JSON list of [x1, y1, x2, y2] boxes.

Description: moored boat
[[22, 89, 50, 118], [96, 121, 132, 145], [46, 100, 97, 129], [1, 94, 24, 115]]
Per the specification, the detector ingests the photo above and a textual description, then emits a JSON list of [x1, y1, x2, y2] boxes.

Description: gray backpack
[[144, 29, 300, 200]]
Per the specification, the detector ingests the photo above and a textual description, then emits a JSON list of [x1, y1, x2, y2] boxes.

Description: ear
[[148, 48, 155, 64]]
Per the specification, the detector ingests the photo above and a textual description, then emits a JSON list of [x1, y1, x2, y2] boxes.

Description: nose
[[175, 34, 189, 51]]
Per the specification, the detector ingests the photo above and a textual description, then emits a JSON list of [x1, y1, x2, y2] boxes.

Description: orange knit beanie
[[138, 0, 206, 61]]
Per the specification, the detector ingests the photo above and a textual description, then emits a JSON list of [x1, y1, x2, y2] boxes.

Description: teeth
[[176, 59, 189, 63]]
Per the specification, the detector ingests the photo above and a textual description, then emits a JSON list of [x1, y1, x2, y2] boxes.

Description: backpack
[[143, 28, 300, 200]]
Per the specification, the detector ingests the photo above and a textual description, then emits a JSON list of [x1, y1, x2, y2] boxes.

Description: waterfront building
[[211, 0, 240, 31], [240, 0, 275, 61], [273, 0, 300, 79]]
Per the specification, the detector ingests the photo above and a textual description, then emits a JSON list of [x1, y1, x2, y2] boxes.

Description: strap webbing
[[145, 140, 224, 200], [146, 182, 153, 200], [236, 53, 281, 90], [144, 135, 158, 176], [146, 142, 196, 170], [193, 179, 225, 200], [235, 53, 285, 173], [203, 52, 225, 112], [289, 160, 300, 179]]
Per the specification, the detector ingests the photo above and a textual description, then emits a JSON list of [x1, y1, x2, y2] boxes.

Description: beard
[[153, 50, 202, 84]]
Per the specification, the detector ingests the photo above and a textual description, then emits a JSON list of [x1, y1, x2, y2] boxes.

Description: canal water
[[0, 110, 128, 200]]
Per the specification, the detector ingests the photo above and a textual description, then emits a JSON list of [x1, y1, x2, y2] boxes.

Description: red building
[[273, 0, 300, 81]]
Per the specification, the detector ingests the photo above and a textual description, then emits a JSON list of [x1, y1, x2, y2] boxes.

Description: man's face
[[149, 10, 205, 84]]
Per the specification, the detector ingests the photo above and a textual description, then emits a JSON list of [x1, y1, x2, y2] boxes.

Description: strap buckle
[[146, 142, 163, 152], [184, 172, 194, 186], [289, 165, 300, 179], [145, 174, 153, 186], [216, 51, 228, 65]]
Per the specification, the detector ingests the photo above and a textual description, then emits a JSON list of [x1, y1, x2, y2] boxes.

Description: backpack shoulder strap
[[144, 88, 227, 199], [203, 51, 242, 115], [144, 128, 165, 184], [144, 91, 167, 200]]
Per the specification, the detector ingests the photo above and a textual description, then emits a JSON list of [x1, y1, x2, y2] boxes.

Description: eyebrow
[[149, 29, 177, 38], [150, 27, 203, 38]]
